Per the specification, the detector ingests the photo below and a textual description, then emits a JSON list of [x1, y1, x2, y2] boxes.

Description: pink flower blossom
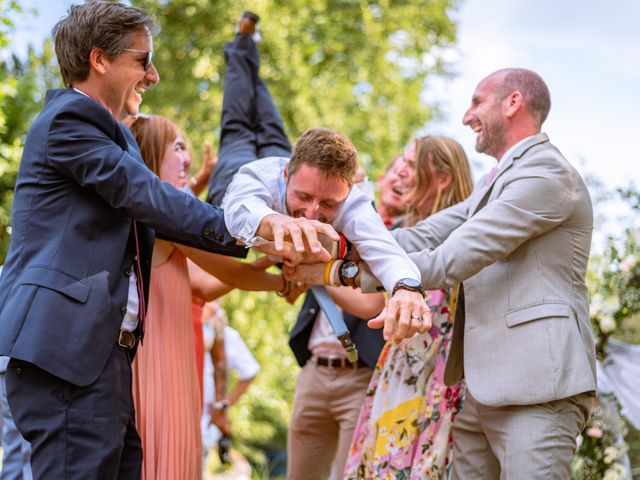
[[586, 426, 604, 438]]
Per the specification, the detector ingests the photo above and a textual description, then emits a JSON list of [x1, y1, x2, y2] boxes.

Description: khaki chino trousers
[[287, 361, 372, 480]]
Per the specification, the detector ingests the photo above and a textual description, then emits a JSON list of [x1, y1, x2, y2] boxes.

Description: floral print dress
[[343, 289, 465, 480]]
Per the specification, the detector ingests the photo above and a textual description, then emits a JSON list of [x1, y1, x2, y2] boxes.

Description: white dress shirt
[[222, 156, 421, 293], [307, 310, 347, 359]]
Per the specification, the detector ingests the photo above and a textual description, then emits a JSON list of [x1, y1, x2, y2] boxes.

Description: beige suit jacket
[[363, 133, 597, 407]]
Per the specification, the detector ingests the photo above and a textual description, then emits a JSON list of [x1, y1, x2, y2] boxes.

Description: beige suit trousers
[[287, 361, 372, 480], [451, 390, 593, 480]]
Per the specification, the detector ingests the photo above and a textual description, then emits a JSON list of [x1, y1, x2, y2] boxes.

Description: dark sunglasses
[[123, 48, 154, 71]]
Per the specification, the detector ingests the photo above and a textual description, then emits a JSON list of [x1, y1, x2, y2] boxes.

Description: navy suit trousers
[[6, 346, 141, 479]]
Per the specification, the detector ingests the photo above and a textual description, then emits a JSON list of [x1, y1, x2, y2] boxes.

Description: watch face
[[342, 261, 359, 279], [401, 278, 422, 289]]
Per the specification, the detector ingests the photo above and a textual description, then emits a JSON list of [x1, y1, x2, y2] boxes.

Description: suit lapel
[[467, 133, 550, 217], [119, 122, 145, 164]]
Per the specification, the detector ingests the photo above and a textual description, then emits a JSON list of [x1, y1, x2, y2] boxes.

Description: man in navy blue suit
[[0, 2, 244, 478]]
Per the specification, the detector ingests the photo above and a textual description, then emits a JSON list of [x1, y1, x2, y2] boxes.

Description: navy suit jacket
[[0, 88, 244, 387]]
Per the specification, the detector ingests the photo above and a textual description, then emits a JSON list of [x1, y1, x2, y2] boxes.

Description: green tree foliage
[[0, 0, 61, 260], [0, 40, 60, 261], [133, 0, 459, 173], [584, 184, 640, 476], [0, 0, 24, 260]]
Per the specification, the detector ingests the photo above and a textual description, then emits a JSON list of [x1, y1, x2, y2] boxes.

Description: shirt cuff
[[381, 268, 422, 294], [361, 267, 422, 294], [233, 203, 280, 246], [244, 235, 270, 248]]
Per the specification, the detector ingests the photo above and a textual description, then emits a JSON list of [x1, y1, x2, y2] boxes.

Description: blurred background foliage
[[0, 0, 60, 260], [133, 0, 458, 174], [0, 1, 639, 477]]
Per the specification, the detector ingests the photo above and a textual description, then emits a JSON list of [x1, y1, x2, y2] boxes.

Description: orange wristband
[[324, 260, 335, 285]]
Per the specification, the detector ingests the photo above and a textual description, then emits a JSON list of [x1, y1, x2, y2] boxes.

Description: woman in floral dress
[[343, 135, 473, 480]]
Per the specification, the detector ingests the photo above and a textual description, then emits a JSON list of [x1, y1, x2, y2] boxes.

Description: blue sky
[[8, 0, 640, 247], [427, 0, 640, 189]]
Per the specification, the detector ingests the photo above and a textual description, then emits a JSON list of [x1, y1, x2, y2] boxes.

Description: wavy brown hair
[[404, 135, 473, 227], [289, 128, 358, 186], [53, 1, 158, 87], [126, 115, 179, 175]]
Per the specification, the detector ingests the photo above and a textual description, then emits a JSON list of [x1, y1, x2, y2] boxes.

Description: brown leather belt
[[313, 356, 366, 369], [118, 330, 138, 349]]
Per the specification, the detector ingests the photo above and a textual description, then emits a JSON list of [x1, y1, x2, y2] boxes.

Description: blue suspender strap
[[309, 285, 359, 363]]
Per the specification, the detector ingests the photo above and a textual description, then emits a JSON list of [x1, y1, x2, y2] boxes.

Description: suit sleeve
[[46, 99, 244, 256], [358, 194, 470, 292], [391, 197, 471, 253], [407, 159, 578, 289]]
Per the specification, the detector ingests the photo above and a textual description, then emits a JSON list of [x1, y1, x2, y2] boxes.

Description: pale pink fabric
[[485, 166, 499, 186], [132, 248, 202, 480]]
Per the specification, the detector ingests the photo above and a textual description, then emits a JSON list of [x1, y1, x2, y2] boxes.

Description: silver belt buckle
[[118, 330, 137, 349]]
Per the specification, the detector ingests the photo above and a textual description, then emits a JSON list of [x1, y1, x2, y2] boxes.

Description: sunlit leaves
[[133, 0, 458, 175]]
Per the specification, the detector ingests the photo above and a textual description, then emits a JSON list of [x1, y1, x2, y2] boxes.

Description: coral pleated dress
[[132, 248, 202, 480]]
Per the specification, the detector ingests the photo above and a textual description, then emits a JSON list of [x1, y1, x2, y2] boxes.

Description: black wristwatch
[[339, 260, 360, 288], [392, 278, 425, 298]]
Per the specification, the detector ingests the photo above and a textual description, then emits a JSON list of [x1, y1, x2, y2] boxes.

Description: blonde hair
[[404, 135, 473, 227]]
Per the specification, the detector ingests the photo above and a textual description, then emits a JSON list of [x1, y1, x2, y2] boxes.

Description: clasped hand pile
[[254, 213, 431, 342]]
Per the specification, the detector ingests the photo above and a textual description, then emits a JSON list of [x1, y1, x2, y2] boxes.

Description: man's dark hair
[[498, 68, 551, 126], [52, 1, 159, 87], [288, 128, 358, 185]]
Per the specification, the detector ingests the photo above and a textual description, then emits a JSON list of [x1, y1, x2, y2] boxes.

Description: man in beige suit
[[371, 68, 596, 478], [289, 68, 596, 478]]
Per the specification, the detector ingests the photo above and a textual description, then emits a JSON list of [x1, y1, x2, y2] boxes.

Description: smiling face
[[398, 141, 417, 184], [398, 141, 440, 213], [101, 31, 159, 120], [462, 73, 510, 159], [284, 164, 351, 223], [159, 134, 191, 188], [377, 156, 409, 217]]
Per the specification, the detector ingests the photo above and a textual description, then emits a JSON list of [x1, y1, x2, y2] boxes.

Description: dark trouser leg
[[207, 35, 260, 205], [207, 35, 291, 205], [255, 77, 291, 159], [6, 347, 141, 480], [117, 383, 143, 479]]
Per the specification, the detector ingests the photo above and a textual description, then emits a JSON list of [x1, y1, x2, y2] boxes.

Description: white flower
[[603, 469, 621, 480], [599, 315, 617, 334], [604, 445, 619, 464], [603, 463, 629, 480], [576, 434, 583, 449], [590, 293, 604, 317], [604, 296, 620, 314], [620, 254, 637, 273]]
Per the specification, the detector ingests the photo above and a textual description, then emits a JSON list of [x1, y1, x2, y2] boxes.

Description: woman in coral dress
[[343, 136, 473, 479], [127, 114, 285, 480]]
